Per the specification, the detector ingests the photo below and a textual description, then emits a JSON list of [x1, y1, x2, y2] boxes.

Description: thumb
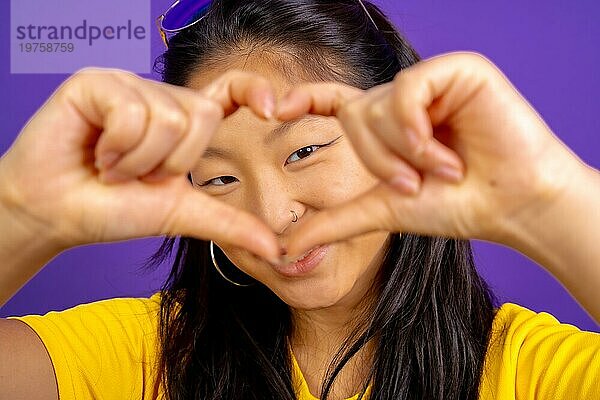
[[159, 181, 282, 264], [284, 183, 396, 260]]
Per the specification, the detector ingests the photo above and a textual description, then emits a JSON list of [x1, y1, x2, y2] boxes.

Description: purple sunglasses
[[156, 0, 212, 48], [156, 0, 379, 49]]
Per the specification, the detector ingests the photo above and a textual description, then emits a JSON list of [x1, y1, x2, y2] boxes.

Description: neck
[[290, 283, 377, 398], [288, 234, 391, 398]]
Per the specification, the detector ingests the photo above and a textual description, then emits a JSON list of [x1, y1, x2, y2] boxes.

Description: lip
[[272, 244, 329, 278]]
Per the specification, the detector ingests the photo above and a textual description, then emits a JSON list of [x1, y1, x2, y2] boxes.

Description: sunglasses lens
[[162, 0, 212, 31]]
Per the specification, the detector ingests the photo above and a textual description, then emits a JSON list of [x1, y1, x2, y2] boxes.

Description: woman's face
[[188, 57, 391, 311]]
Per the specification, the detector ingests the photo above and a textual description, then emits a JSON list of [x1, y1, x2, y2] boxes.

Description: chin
[[268, 273, 355, 310], [274, 282, 345, 310]]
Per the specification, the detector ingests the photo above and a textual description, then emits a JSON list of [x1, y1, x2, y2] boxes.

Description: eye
[[198, 175, 238, 187], [285, 145, 320, 164], [285, 135, 343, 165]]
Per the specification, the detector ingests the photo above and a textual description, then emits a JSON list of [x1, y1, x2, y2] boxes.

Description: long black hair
[[147, 1, 499, 399]]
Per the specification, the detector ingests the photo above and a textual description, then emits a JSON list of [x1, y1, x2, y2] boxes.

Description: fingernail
[[95, 152, 120, 170], [433, 165, 464, 182], [390, 175, 420, 194]]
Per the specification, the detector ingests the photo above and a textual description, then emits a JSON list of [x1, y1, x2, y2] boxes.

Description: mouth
[[271, 244, 329, 278]]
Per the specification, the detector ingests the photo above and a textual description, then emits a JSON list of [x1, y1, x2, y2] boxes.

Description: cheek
[[299, 152, 379, 207], [345, 231, 391, 275]]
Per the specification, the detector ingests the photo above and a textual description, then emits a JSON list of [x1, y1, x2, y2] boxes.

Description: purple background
[[0, 0, 598, 332]]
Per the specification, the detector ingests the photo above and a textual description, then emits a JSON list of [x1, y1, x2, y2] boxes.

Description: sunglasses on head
[[156, 0, 212, 49], [156, 0, 378, 49]]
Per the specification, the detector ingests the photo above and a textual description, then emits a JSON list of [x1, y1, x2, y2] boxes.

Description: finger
[[108, 73, 225, 183], [140, 95, 223, 182], [98, 73, 192, 182], [275, 82, 363, 120], [341, 116, 421, 194], [145, 71, 275, 180], [164, 180, 281, 264], [367, 93, 465, 182], [389, 53, 490, 143], [283, 184, 395, 260], [199, 70, 277, 119], [278, 81, 465, 184], [58, 69, 150, 170], [276, 82, 421, 193]]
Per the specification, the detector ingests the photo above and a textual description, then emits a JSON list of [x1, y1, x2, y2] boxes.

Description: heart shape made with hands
[[2, 54, 560, 273], [73, 55, 552, 268]]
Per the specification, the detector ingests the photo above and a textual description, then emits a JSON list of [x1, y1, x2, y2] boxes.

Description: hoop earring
[[210, 240, 253, 287], [291, 210, 298, 223]]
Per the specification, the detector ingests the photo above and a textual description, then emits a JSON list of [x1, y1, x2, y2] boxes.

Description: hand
[[0, 68, 281, 264], [277, 52, 581, 259]]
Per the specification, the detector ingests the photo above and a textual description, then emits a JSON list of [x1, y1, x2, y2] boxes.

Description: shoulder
[[9, 292, 163, 335], [489, 302, 594, 341], [10, 293, 160, 354], [7, 293, 165, 400], [479, 302, 600, 400], [487, 302, 599, 355]]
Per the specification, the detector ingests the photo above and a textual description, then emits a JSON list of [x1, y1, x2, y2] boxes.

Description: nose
[[247, 176, 302, 236]]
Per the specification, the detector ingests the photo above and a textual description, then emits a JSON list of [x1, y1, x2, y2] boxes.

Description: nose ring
[[290, 210, 298, 223]]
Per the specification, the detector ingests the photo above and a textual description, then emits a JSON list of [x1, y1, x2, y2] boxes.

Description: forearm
[[501, 160, 600, 324], [0, 182, 66, 308]]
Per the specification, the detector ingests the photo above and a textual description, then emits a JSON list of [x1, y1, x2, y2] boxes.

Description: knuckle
[[367, 103, 385, 122], [338, 100, 359, 121], [222, 69, 244, 81], [110, 68, 139, 81], [161, 154, 194, 175], [251, 73, 269, 87], [295, 83, 313, 93], [158, 108, 188, 135], [393, 69, 410, 86], [120, 100, 147, 120], [453, 52, 494, 78], [161, 158, 188, 176], [195, 98, 223, 119], [61, 67, 101, 91], [461, 51, 491, 66], [73, 66, 106, 77]]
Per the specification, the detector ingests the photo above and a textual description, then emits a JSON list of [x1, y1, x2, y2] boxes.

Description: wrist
[[496, 139, 590, 252], [0, 171, 69, 305], [0, 164, 68, 257], [496, 150, 600, 320], [500, 155, 593, 260]]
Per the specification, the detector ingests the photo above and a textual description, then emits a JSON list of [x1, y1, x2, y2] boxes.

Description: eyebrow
[[202, 115, 326, 159]]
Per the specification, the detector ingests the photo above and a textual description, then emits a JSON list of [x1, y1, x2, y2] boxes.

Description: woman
[[0, 0, 598, 399]]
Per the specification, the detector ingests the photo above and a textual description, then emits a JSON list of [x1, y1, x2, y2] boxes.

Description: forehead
[[186, 52, 304, 97]]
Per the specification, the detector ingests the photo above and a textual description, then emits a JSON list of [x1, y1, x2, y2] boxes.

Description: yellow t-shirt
[[8, 293, 600, 399]]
